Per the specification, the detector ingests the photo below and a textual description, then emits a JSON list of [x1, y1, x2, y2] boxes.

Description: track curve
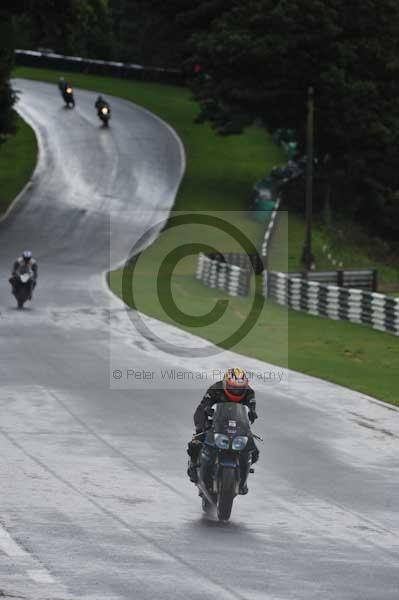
[[0, 79, 398, 600]]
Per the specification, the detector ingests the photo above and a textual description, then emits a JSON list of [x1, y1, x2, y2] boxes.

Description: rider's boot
[[239, 454, 251, 495], [239, 482, 249, 495], [187, 459, 199, 483]]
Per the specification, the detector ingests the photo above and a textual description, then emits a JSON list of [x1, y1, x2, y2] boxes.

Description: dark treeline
[[194, 1, 399, 242], [12, 1, 113, 60], [2, 1, 399, 240], [0, 6, 20, 136], [12, 1, 180, 66]]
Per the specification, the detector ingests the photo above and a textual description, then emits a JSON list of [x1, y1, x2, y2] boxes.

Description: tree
[[148, 0, 231, 65], [0, 8, 19, 136], [13, 0, 114, 59], [108, 0, 191, 66], [183, 0, 399, 236]]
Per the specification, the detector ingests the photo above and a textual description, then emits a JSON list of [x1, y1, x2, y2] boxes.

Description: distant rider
[[58, 77, 70, 94], [95, 95, 110, 114], [9, 251, 38, 299], [187, 367, 259, 494]]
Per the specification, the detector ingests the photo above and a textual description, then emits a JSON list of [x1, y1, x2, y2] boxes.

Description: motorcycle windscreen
[[212, 402, 250, 436]]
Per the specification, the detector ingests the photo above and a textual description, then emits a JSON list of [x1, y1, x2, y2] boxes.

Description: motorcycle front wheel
[[217, 467, 236, 521], [15, 286, 29, 309]]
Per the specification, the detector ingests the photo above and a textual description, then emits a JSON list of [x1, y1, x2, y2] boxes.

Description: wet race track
[[0, 80, 398, 600]]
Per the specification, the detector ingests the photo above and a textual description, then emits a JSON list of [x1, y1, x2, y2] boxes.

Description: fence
[[288, 268, 377, 292], [15, 49, 184, 86], [261, 196, 281, 262], [204, 252, 264, 275], [265, 272, 399, 335], [196, 253, 254, 297]]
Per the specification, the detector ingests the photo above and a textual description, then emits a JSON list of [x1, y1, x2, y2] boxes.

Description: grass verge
[[15, 66, 399, 405], [0, 111, 37, 216], [279, 211, 399, 291]]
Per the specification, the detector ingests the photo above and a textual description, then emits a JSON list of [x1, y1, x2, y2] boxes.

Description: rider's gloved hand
[[249, 410, 258, 424]]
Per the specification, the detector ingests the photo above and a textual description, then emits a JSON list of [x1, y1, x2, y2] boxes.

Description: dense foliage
[[13, 0, 113, 59], [105, 0, 399, 238], [3, 1, 399, 237], [0, 9, 19, 136], [154, 0, 399, 239], [108, 1, 178, 66]]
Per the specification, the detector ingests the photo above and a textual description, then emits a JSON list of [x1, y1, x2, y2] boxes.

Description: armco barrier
[[196, 253, 252, 297], [288, 268, 377, 292], [15, 49, 184, 86], [205, 252, 264, 276], [265, 271, 399, 335]]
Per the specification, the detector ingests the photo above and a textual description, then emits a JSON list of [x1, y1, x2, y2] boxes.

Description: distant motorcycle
[[194, 402, 262, 521], [12, 269, 35, 309], [97, 104, 111, 127], [61, 86, 75, 108]]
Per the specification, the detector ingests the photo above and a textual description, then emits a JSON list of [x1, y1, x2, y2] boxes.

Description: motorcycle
[[12, 270, 35, 309], [98, 104, 111, 127], [62, 86, 75, 108], [194, 402, 262, 521]]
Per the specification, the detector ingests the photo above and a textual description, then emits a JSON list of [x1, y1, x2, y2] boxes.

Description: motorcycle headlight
[[232, 436, 248, 451], [214, 434, 229, 449], [66, 87, 72, 94], [101, 107, 108, 114]]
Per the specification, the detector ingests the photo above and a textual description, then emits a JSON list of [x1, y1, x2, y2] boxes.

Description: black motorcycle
[[195, 402, 262, 521], [12, 269, 35, 309], [61, 85, 75, 108], [97, 104, 111, 127]]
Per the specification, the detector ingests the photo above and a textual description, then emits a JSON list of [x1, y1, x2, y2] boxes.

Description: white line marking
[[0, 525, 28, 557], [27, 569, 55, 584]]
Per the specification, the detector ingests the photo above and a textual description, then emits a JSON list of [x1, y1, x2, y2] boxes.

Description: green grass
[[111, 265, 289, 367], [15, 66, 399, 405], [0, 112, 37, 216], [110, 256, 399, 405], [287, 310, 399, 405], [275, 210, 399, 291]]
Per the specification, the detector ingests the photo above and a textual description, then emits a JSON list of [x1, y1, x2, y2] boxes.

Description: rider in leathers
[[95, 95, 110, 114], [58, 77, 72, 95], [9, 251, 38, 299], [187, 368, 259, 494]]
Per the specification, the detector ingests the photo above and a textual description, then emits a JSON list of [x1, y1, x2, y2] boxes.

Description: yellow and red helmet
[[223, 367, 248, 402]]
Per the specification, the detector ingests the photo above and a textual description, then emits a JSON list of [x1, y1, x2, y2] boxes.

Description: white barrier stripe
[[266, 271, 399, 336], [15, 49, 180, 76], [261, 196, 281, 258]]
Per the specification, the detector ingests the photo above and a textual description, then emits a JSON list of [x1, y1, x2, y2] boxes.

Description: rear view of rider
[[9, 251, 38, 299], [187, 367, 259, 494]]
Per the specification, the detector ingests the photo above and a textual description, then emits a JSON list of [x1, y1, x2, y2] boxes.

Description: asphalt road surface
[[0, 79, 398, 600]]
